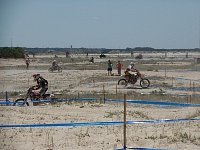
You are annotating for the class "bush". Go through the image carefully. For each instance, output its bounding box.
[135,54,143,59]
[0,47,25,58]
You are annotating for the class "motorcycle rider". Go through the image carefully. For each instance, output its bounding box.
[32,74,48,98]
[52,60,58,69]
[125,62,139,81]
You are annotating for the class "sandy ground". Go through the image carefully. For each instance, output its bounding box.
[0,52,200,150]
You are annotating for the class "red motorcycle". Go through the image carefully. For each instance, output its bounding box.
[118,71,150,88]
[14,87,51,106]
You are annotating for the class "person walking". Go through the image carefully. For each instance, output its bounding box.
[116,61,123,76]
[107,59,113,76]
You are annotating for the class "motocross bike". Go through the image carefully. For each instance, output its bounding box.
[118,71,150,88]
[48,65,62,72]
[14,87,51,106]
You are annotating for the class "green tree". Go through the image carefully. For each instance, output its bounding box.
[0,47,25,58]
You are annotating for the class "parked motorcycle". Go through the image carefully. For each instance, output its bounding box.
[48,65,62,72]
[14,87,52,106]
[118,71,150,88]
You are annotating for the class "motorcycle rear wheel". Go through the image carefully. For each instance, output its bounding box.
[14,99,29,106]
[140,78,150,88]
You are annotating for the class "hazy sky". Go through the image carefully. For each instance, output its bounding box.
[0,0,200,49]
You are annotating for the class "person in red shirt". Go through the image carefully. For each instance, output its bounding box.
[116,61,123,76]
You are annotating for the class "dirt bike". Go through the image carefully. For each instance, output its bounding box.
[48,65,62,72]
[14,87,51,106]
[118,71,150,88]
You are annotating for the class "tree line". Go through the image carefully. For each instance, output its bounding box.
[25,47,200,54]
[0,47,25,58]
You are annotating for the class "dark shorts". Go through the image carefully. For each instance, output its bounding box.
[107,68,112,71]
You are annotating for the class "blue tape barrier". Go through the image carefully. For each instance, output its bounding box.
[173,87,200,91]
[175,77,200,82]
[0,98,99,106]
[1,98,200,107]
[0,101,15,105]
[116,147,165,150]
[0,118,199,128]
[107,99,200,107]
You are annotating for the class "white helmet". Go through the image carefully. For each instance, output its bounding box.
[130,62,134,66]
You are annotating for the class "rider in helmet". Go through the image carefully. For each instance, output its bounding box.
[128,62,138,72]
[32,74,48,97]
[125,62,139,80]
[52,60,58,69]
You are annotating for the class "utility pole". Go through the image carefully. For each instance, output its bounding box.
[11,38,12,49]
[199,18,200,49]
[123,94,127,149]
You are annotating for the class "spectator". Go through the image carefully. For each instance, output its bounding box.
[116,61,123,76]
[107,59,113,76]
[25,54,30,69]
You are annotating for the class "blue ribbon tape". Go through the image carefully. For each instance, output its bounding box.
[0,118,199,128]
[1,98,200,107]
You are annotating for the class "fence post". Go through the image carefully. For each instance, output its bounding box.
[103,84,105,103]
[193,82,195,95]
[123,94,127,149]
[93,79,95,86]
[6,91,8,105]
[189,95,192,103]
[116,84,118,96]
[28,77,29,87]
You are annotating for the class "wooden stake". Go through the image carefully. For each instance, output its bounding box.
[123,94,127,149]
[116,84,118,95]
[6,91,8,106]
[193,82,195,95]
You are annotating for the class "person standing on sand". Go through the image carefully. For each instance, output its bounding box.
[25,54,30,69]
[107,59,113,76]
[116,61,123,76]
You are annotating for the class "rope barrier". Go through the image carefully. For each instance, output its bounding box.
[0,118,199,128]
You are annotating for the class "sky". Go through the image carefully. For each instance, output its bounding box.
[0,0,200,49]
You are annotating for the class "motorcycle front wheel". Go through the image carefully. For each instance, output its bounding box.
[140,78,150,88]
[14,99,29,106]
[118,79,128,87]
[58,66,62,72]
